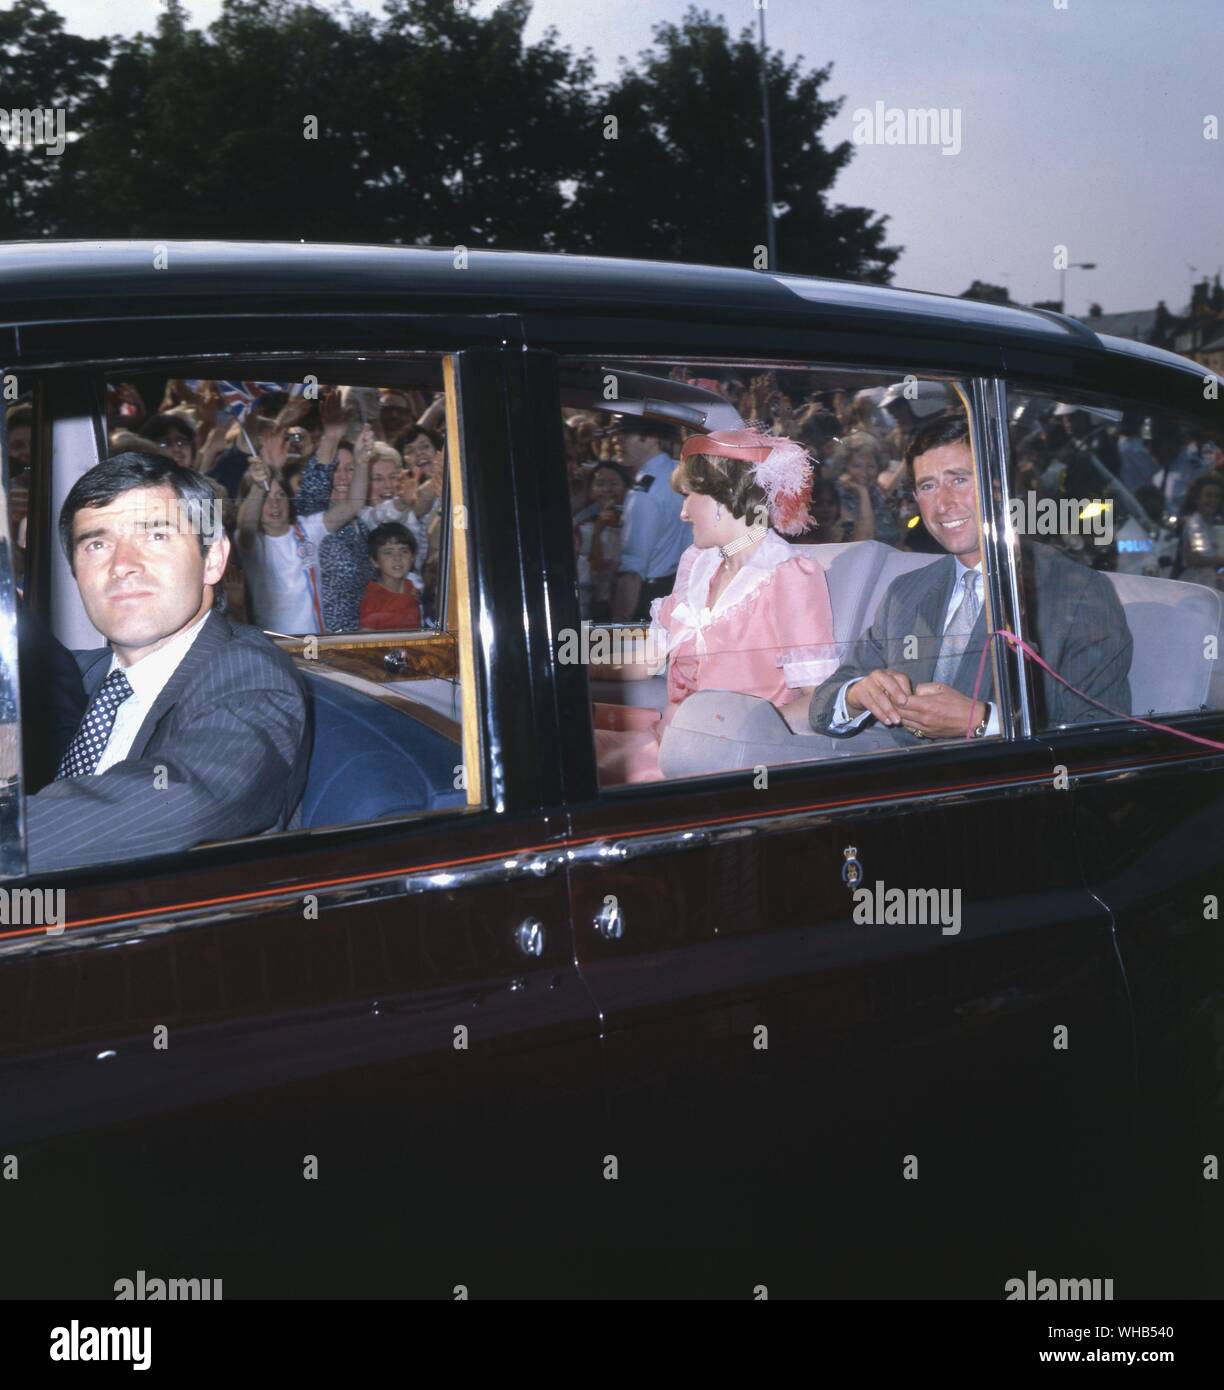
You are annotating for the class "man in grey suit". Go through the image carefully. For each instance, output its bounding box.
[26,453,309,874]
[805,414,1132,744]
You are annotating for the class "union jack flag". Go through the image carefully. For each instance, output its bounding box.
[186,380,291,419]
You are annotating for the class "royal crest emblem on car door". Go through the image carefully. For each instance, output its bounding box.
[841,845,862,889]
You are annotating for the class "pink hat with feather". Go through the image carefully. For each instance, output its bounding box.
[680,428,814,536]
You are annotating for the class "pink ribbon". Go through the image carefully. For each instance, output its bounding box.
[968,628,1224,751]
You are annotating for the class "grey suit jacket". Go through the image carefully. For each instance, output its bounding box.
[809,544,1133,745]
[26,610,310,874]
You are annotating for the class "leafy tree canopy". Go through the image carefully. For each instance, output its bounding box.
[1,0,899,279]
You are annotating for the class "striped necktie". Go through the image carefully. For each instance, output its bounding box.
[933,569,982,686]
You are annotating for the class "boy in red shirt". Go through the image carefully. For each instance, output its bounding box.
[360,522,423,630]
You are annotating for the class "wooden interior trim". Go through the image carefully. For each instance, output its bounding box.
[443,355,483,807]
[274,631,457,682]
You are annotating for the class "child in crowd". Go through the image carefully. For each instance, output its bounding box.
[360,522,424,629]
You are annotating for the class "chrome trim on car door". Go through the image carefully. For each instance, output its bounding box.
[0,846,569,959]
[10,733,1211,959]
[973,376,1034,740]
[567,770,1055,868]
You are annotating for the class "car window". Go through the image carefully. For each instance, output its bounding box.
[98,375,446,637]
[0,388,27,876]
[1005,385,1224,725]
[561,361,1007,790]
[3,389,32,590]
[6,360,481,878]
[2,379,85,812]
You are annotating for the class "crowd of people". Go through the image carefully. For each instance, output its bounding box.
[0,359,1218,856]
[1007,397,1224,585]
[566,373,952,624]
[565,370,1224,622]
[96,379,447,634]
[3,367,1221,648]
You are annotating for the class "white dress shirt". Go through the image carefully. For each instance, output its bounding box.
[830,560,999,735]
[94,612,211,774]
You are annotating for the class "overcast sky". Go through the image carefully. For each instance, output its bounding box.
[49,0,1223,316]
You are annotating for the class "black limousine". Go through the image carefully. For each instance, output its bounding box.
[0,242,1220,1298]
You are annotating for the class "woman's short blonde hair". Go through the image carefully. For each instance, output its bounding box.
[368,442,403,470]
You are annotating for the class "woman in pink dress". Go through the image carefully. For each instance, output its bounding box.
[595,428,837,784]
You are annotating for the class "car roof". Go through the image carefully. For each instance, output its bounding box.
[0,240,1213,390]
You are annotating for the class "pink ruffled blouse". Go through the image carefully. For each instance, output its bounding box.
[594,532,837,784]
[650,532,837,707]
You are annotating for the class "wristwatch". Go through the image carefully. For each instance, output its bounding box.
[972,703,992,738]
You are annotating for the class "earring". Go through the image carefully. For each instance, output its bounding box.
[715,504,722,520]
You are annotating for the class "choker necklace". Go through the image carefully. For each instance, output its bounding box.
[719,523,768,562]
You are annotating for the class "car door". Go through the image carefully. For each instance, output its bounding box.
[1000,380,1224,1297]
[549,364,1136,1297]
[0,342,601,1299]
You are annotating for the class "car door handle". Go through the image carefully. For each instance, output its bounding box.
[515,917,546,957]
[593,899,624,941]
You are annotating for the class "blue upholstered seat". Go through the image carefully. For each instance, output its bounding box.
[299,672,465,828]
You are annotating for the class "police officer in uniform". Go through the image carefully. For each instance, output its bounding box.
[611,419,692,621]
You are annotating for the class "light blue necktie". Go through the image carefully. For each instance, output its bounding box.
[933,569,981,686]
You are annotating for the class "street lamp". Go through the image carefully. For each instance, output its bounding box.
[1059,260,1096,315]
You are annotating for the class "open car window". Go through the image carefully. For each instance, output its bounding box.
[94,373,448,640]
[4,358,482,880]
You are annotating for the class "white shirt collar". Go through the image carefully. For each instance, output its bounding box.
[665,531,795,656]
[107,610,211,705]
[689,529,794,617]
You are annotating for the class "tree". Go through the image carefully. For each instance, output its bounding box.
[366,0,597,248]
[959,280,1011,305]
[39,0,597,247]
[564,6,900,280]
[0,0,109,237]
[48,0,388,240]
[2,0,898,281]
